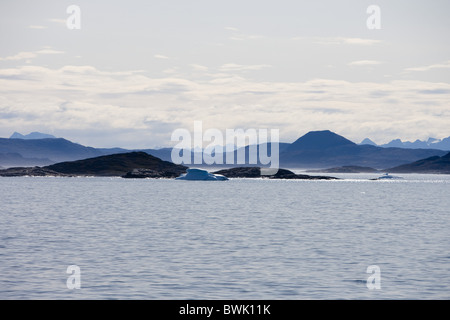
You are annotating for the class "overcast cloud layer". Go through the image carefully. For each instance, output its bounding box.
[1,0,449,148]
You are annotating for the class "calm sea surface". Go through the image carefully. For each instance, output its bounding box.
[0,173,449,299]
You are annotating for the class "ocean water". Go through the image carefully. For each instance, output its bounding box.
[0,174,449,299]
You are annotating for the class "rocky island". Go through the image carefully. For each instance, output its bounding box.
[0,152,188,178]
[0,152,338,180]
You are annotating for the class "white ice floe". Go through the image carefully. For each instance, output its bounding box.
[175,168,228,181]
[374,173,404,180]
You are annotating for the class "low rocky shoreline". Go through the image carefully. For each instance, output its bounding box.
[0,166,71,177]
[0,152,187,178]
[0,152,337,180]
[213,167,337,180]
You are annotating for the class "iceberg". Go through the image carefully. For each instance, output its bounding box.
[175,168,229,181]
[372,173,404,180]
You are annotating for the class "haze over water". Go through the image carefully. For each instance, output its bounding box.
[1,174,449,299]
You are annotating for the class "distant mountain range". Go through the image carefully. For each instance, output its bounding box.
[1,131,172,167]
[278,130,446,169]
[0,152,52,167]
[10,131,57,140]
[1,130,448,170]
[0,137,121,165]
[360,136,450,151]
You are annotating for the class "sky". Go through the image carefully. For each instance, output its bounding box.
[0,0,449,148]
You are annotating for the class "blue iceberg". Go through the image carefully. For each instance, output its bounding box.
[374,173,404,180]
[175,168,228,181]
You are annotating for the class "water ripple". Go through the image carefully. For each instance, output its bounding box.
[0,176,449,299]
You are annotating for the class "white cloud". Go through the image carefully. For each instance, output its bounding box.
[405,60,450,72]
[47,18,66,24]
[225,27,263,41]
[339,37,381,46]
[295,37,382,46]
[154,54,170,60]
[219,63,272,72]
[162,67,179,74]
[0,51,37,61]
[0,48,65,62]
[36,49,65,55]
[190,64,209,71]
[229,34,264,41]
[0,64,449,148]
[29,25,47,29]
[348,60,383,66]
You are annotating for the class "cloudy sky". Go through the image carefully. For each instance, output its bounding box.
[1,0,449,148]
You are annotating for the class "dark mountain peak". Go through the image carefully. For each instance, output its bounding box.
[289,130,356,150]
